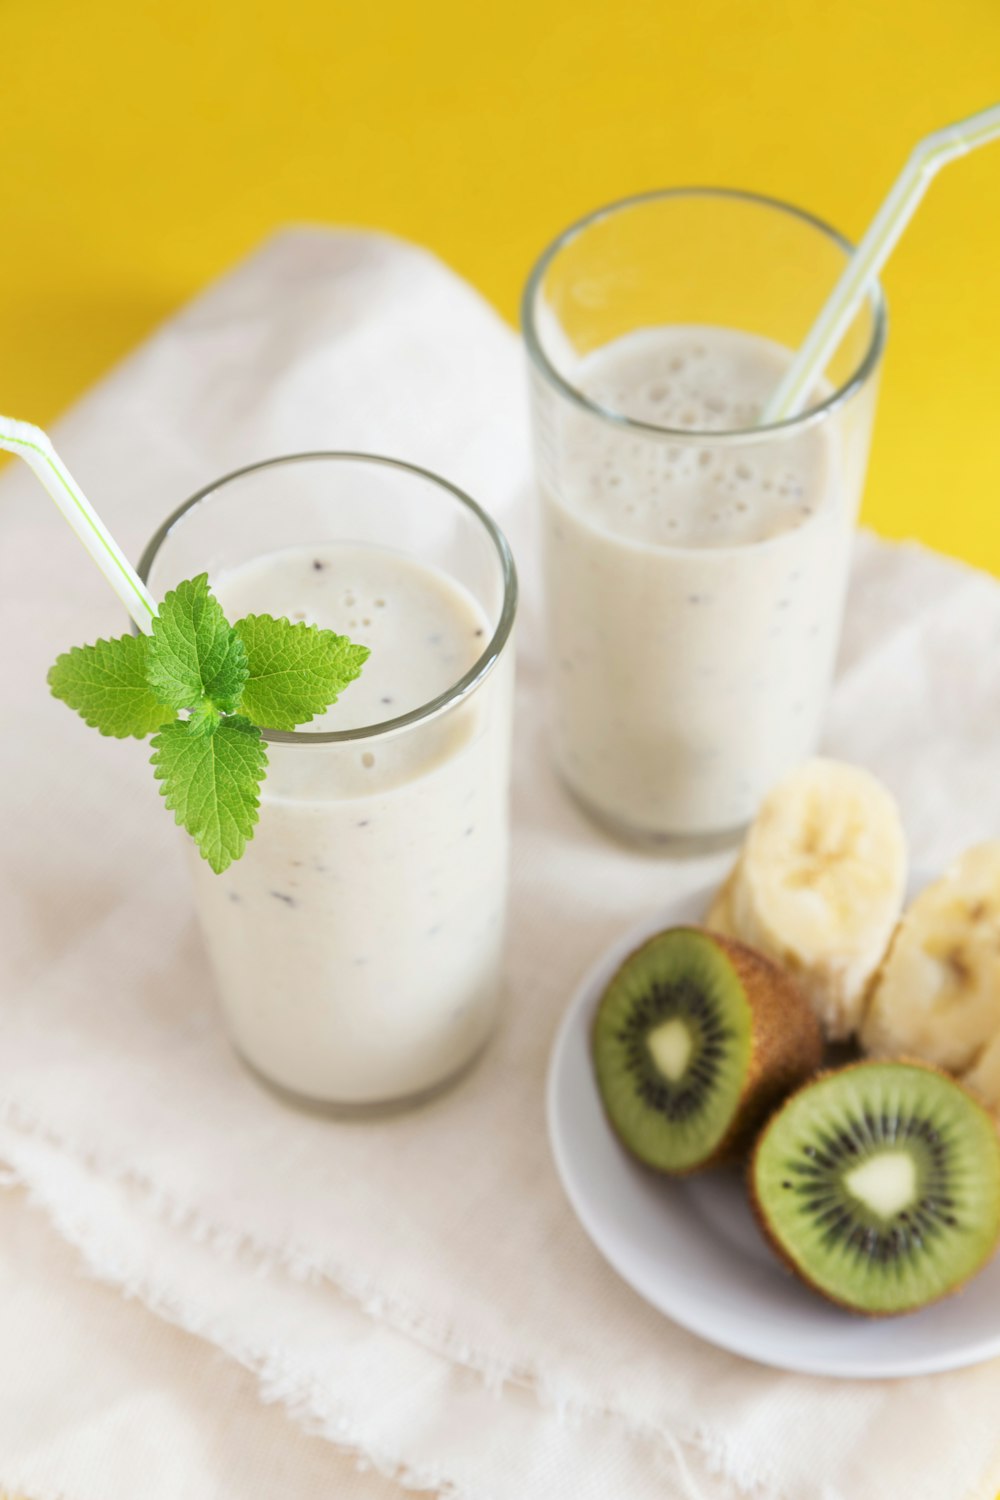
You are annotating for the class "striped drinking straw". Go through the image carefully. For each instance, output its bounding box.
[763,100,1000,425]
[0,415,157,631]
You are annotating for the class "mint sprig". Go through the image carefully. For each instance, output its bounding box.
[48,574,369,873]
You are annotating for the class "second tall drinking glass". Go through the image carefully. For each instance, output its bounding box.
[523,188,886,847]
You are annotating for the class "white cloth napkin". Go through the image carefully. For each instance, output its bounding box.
[3,228,1000,1500]
[0,1184,419,1500]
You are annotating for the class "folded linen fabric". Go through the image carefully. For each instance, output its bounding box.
[0,1184,415,1500]
[2,229,1000,1500]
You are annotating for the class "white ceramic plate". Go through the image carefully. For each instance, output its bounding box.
[547,883,1000,1379]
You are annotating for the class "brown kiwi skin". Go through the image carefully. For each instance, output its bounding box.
[594,926,823,1175]
[747,1058,1000,1318]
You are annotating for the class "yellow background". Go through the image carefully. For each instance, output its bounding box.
[2,0,1000,576]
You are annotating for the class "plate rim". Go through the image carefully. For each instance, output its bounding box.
[545,883,1000,1380]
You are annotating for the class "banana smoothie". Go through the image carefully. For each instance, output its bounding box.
[190,542,514,1107]
[537,324,858,840]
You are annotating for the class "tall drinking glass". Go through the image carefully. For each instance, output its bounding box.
[523,188,886,847]
[140,454,517,1112]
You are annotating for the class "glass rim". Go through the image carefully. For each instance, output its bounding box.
[521,185,888,444]
[137,451,518,747]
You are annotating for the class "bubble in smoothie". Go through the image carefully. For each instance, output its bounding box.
[567,326,829,549]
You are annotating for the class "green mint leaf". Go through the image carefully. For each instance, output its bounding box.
[48,634,175,739]
[150,715,267,874]
[233,613,370,730]
[147,574,248,713]
[186,698,222,737]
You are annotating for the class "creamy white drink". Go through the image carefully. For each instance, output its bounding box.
[540,324,854,840]
[190,543,514,1106]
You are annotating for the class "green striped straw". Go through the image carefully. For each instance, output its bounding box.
[764,100,1000,424]
[0,415,157,632]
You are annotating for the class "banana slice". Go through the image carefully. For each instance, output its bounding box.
[705,759,907,1040]
[705,868,738,937]
[862,843,1000,1108]
[964,1037,1000,1113]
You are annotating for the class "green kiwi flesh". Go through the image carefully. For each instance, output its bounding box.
[592,927,820,1174]
[751,1061,1000,1315]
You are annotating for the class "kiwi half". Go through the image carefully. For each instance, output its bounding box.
[592,927,822,1174]
[751,1060,1000,1315]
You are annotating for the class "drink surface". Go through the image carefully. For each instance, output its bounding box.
[192,543,512,1105]
[214,543,488,733]
[565,325,828,547]
[539,324,855,840]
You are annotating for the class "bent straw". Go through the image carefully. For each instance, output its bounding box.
[763,100,1000,424]
[0,415,157,632]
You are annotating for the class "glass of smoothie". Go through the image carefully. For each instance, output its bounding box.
[139,453,517,1112]
[523,188,886,847]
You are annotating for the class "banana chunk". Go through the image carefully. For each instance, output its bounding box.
[705,759,907,1040]
[705,870,738,938]
[862,843,1000,1107]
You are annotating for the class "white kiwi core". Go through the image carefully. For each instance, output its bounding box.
[647,1018,694,1082]
[844,1151,918,1219]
